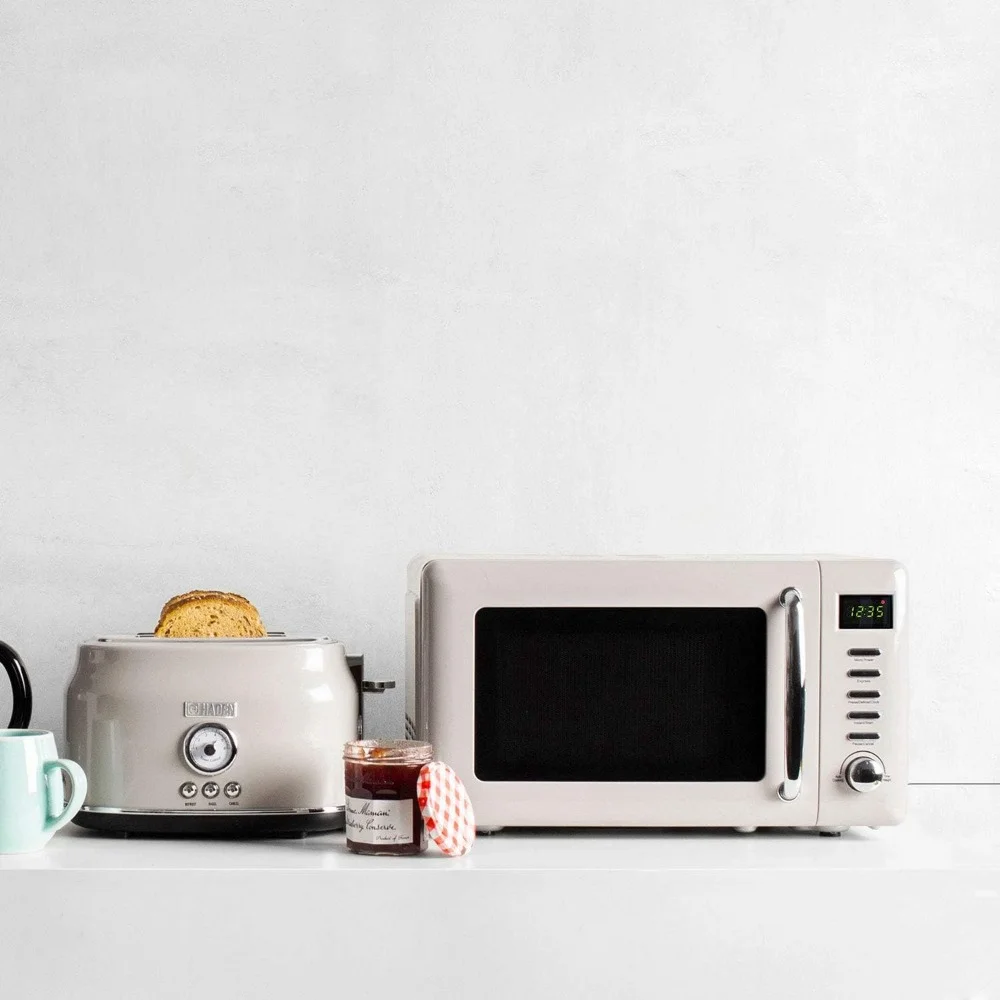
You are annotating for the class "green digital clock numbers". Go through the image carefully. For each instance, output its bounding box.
[849,604,885,620]
[839,595,893,629]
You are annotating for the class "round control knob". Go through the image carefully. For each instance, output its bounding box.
[179,781,197,799]
[844,753,885,792]
[202,782,220,799]
[183,723,237,774]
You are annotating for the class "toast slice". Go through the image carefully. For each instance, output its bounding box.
[154,592,267,638]
[158,590,257,618]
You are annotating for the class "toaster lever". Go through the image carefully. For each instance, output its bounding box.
[345,653,396,693]
[345,654,397,738]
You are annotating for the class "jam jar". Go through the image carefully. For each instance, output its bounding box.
[343,740,433,856]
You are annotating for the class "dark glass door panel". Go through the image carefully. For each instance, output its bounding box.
[475,607,767,782]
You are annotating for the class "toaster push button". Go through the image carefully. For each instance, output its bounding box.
[224,781,241,799]
[202,781,220,799]
[179,782,198,799]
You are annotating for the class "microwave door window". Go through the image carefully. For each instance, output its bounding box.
[474,607,767,782]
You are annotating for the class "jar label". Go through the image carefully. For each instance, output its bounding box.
[345,796,414,845]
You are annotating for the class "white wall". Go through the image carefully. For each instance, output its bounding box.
[2,1,998,781]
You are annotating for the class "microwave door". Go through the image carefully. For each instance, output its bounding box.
[475,606,770,784]
[427,557,823,828]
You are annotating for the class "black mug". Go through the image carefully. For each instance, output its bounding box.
[0,640,32,728]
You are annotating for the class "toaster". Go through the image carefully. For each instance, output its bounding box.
[65,635,391,836]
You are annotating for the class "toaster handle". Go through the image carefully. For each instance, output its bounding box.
[346,654,396,738]
[778,587,805,802]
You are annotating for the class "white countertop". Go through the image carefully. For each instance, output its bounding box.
[4,786,999,1000]
[2,784,996,871]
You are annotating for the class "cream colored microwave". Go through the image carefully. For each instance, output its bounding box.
[406,556,906,834]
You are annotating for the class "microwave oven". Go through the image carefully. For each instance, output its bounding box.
[406,556,906,833]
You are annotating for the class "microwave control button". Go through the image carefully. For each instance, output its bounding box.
[202,781,220,799]
[844,753,885,792]
[847,668,881,679]
[224,781,242,799]
[847,711,881,721]
[847,648,881,658]
[847,690,880,700]
[179,782,198,799]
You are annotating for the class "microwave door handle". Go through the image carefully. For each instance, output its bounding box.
[778,587,806,802]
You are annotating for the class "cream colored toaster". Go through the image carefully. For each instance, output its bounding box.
[65,635,391,836]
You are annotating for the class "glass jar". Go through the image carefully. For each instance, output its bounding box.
[343,740,433,856]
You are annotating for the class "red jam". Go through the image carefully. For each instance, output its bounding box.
[343,740,433,856]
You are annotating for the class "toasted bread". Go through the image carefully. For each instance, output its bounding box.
[159,591,257,618]
[154,592,267,638]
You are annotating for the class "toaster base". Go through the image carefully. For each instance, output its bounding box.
[71,807,345,838]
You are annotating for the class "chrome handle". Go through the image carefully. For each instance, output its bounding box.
[778,587,805,802]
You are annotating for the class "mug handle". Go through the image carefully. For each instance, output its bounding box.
[42,759,88,834]
[0,640,32,728]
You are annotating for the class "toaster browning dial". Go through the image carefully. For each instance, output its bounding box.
[183,723,237,774]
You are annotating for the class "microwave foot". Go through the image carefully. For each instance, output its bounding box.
[477,826,504,835]
[818,826,847,837]
[734,825,757,834]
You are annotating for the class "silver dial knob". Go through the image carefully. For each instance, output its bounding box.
[844,753,885,792]
[183,723,237,774]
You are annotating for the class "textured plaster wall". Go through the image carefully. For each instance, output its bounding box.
[2,1,998,780]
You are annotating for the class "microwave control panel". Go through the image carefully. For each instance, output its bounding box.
[817,561,907,828]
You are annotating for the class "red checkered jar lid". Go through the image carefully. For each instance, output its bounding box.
[416,762,476,857]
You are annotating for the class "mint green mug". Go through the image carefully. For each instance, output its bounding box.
[0,729,87,853]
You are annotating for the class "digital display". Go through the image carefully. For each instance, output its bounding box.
[839,595,893,629]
